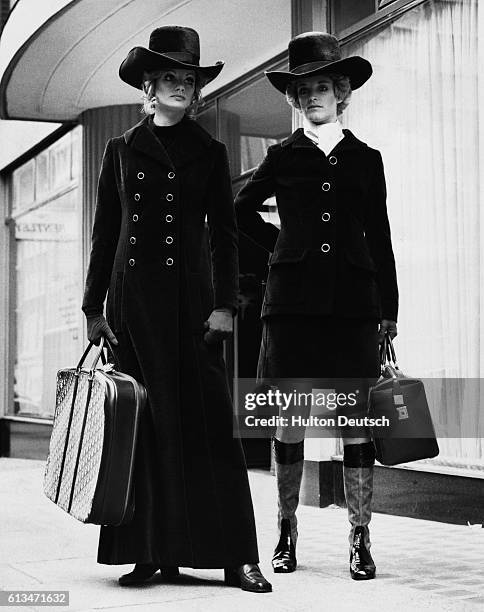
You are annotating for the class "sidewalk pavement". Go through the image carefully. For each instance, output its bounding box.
[1,458,483,612]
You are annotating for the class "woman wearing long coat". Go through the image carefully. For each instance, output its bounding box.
[235,33,398,580]
[82,26,271,593]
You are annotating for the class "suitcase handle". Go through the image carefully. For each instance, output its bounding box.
[76,338,108,377]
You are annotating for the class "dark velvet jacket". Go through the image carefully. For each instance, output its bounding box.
[234,128,398,322]
[82,115,238,328]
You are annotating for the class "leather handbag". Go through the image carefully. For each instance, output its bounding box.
[44,338,146,525]
[368,333,439,466]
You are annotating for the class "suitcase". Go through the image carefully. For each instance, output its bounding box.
[43,338,146,525]
[368,334,439,466]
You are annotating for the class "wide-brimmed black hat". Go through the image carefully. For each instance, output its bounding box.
[119,26,224,90]
[266,32,372,93]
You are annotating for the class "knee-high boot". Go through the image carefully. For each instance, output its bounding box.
[343,442,376,580]
[272,437,304,573]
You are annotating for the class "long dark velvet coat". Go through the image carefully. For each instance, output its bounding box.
[82,115,258,568]
[235,128,398,322]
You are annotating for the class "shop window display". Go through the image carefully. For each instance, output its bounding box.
[342,0,480,462]
[10,128,82,418]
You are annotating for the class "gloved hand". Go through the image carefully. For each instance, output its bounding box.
[203,308,233,345]
[86,314,118,346]
[378,319,397,345]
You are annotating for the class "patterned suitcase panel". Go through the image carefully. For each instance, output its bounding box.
[44,369,106,522]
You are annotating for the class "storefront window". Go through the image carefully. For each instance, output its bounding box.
[341,0,480,460]
[333,0,375,34]
[219,74,292,178]
[10,128,83,418]
[196,104,217,138]
[331,0,417,36]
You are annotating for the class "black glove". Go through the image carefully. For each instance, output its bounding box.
[86,314,118,346]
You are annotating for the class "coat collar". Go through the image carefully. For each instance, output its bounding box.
[281,127,367,154]
[123,114,212,169]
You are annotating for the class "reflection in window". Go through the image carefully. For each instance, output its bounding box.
[220,75,291,176]
[332,0,375,34]
[11,128,82,418]
[196,104,217,138]
[12,160,34,215]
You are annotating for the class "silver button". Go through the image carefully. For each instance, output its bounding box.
[321,243,331,253]
[130,236,136,245]
[134,193,141,202]
[321,212,331,222]
[132,214,139,222]
[165,236,174,244]
[168,171,176,179]
[322,182,331,191]
[165,214,173,223]
[166,193,174,201]
[166,257,174,266]
[129,258,135,266]
[137,171,144,179]
[329,156,337,165]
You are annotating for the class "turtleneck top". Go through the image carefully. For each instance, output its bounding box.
[152,120,184,151]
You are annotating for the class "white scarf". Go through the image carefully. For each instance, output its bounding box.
[303,118,344,156]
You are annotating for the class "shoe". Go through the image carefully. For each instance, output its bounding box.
[350,526,376,581]
[160,566,180,579]
[224,564,272,593]
[118,563,159,586]
[272,518,297,573]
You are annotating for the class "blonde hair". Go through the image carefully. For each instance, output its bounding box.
[141,69,204,118]
[286,72,352,116]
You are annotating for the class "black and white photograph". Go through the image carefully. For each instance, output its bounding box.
[0,1,482,610]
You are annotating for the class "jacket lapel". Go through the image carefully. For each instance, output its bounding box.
[282,128,316,150]
[123,115,212,170]
[281,127,367,154]
[165,116,212,168]
[332,129,368,154]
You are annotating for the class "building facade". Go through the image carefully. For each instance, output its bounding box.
[0,0,482,521]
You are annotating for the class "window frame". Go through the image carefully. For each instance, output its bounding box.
[330,0,428,43]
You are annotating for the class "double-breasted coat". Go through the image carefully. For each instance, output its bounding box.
[82,115,259,568]
[235,128,398,323]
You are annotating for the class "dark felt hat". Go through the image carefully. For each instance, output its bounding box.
[265,32,372,93]
[119,26,224,89]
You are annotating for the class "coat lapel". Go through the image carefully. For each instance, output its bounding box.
[165,116,212,169]
[282,128,316,150]
[123,115,212,170]
[281,127,367,154]
[124,116,175,169]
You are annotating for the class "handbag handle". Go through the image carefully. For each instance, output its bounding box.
[379,331,399,376]
[76,337,108,376]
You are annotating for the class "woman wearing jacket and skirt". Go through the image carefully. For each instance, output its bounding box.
[82,25,271,593]
[235,32,398,580]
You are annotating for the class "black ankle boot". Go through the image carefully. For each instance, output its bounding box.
[350,526,376,580]
[272,517,297,573]
[118,563,159,586]
[224,564,272,593]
